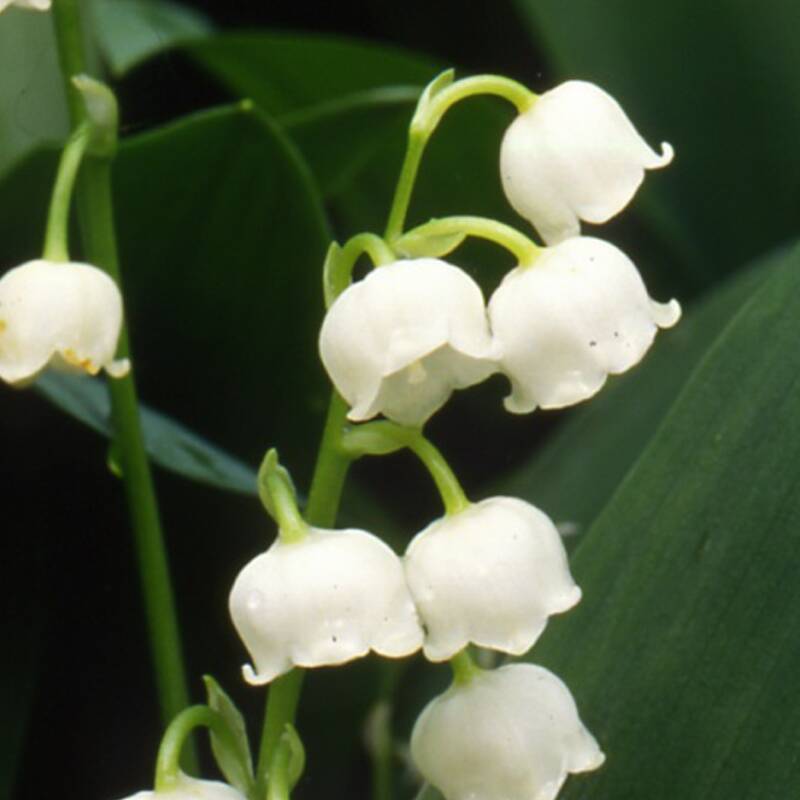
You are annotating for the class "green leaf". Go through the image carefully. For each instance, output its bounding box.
[0,10,68,179]
[494,246,780,536]
[36,372,257,494]
[186,33,520,287]
[529,242,800,799]
[203,675,254,795]
[89,0,212,76]
[186,33,436,203]
[513,0,800,283]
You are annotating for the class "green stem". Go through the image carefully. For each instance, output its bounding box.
[384,130,426,243]
[449,649,481,686]
[42,122,90,262]
[51,0,196,770]
[384,74,536,241]
[398,215,540,265]
[255,392,352,796]
[341,233,396,270]
[324,233,397,307]
[340,421,470,516]
[155,706,233,791]
[407,435,470,516]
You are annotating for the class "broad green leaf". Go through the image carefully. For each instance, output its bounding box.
[529,242,800,799]
[186,33,435,116]
[203,675,254,795]
[0,9,68,179]
[36,372,257,495]
[89,0,212,76]
[186,33,435,204]
[514,0,800,282]
[493,246,779,535]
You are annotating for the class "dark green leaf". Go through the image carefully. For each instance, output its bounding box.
[186,33,435,203]
[89,0,212,76]
[203,675,254,795]
[36,372,257,494]
[529,242,800,799]
[185,33,519,273]
[494,246,780,536]
[514,0,800,282]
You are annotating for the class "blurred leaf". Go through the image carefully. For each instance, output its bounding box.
[89,0,212,76]
[36,372,257,494]
[203,675,254,795]
[529,241,800,799]
[0,9,68,179]
[494,245,781,535]
[514,0,800,282]
[0,103,332,482]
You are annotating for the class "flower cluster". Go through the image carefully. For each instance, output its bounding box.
[225,76,677,800]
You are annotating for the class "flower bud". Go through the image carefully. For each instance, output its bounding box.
[229,526,423,684]
[116,773,245,800]
[488,236,680,413]
[404,497,580,661]
[500,80,673,245]
[411,664,604,800]
[319,258,497,427]
[0,259,129,386]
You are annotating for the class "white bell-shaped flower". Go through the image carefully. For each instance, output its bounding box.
[411,663,605,800]
[0,259,129,386]
[116,773,246,800]
[0,0,51,11]
[229,526,424,685]
[404,497,580,661]
[500,80,673,245]
[319,258,497,427]
[488,236,680,413]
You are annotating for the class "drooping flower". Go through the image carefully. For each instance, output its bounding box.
[229,526,424,685]
[0,0,51,11]
[500,80,673,245]
[116,773,246,800]
[319,258,497,427]
[488,236,680,413]
[0,259,129,386]
[411,663,605,800]
[404,497,580,661]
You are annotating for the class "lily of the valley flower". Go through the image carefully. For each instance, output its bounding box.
[319,258,497,427]
[0,259,129,386]
[489,236,680,413]
[411,663,605,800]
[116,773,246,800]
[500,80,673,245]
[404,497,581,661]
[229,526,423,685]
[0,0,51,11]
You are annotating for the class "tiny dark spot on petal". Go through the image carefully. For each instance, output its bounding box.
[332,635,338,642]
[589,340,597,347]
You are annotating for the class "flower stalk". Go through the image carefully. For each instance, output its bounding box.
[384,72,536,241]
